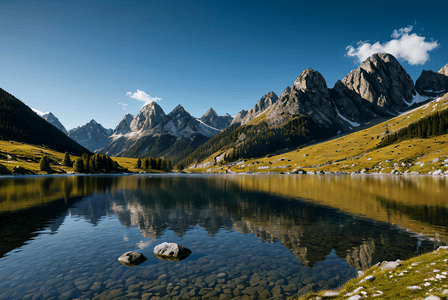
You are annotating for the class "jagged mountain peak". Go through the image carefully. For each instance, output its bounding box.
[130,101,167,131]
[113,114,135,135]
[203,107,218,117]
[232,91,278,126]
[200,107,233,130]
[341,52,415,114]
[169,104,189,116]
[293,68,329,99]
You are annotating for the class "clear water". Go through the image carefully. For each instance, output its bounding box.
[0,174,446,299]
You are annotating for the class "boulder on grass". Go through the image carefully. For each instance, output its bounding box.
[118,251,147,266]
[153,242,191,261]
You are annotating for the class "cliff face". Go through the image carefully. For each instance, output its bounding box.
[340,53,416,115]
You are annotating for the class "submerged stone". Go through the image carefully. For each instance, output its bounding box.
[153,242,192,261]
[118,251,147,266]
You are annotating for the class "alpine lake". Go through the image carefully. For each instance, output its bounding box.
[0,174,447,300]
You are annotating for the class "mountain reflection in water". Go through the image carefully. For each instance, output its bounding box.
[1,174,445,270]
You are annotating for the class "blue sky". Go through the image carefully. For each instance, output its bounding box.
[1,0,447,131]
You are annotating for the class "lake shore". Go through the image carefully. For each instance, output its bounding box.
[300,246,448,300]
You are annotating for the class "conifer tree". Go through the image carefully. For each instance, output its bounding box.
[39,156,51,172]
[137,158,142,169]
[73,158,84,173]
[144,158,150,170]
[63,152,71,166]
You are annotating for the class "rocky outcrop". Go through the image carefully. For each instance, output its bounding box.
[340,53,415,115]
[415,63,448,97]
[113,114,134,135]
[153,242,191,261]
[200,108,233,130]
[118,251,147,266]
[42,112,68,135]
[231,92,278,125]
[231,110,248,124]
[266,53,421,129]
[130,102,167,132]
[331,81,379,127]
[68,120,113,152]
[266,68,337,129]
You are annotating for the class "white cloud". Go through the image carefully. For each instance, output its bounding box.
[118,102,128,110]
[346,26,439,65]
[126,90,162,105]
[391,26,413,38]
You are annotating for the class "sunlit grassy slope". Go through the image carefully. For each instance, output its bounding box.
[0,141,143,175]
[0,141,75,174]
[190,93,448,174]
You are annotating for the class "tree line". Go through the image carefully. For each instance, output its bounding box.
[378,108,448,148]
[175,114,333,169]
[136,157,172,171]
[39,152,123,173]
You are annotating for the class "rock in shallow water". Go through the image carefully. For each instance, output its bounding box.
[118,251,147,266]
[153,242,192,261]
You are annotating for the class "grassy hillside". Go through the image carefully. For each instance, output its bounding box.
[0,88,90,156]
[0,141,77,174]
[187,93,448,174]
[0,141,147,175]
[300,246,448,300]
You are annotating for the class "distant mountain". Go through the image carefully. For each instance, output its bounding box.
[68,120,113,152]
[0,88,90,156]
[100,103,228,164]
[36,112,69,135]
[200,108,233,130]
[177,53,438,169]
[43,113,68,135]
[31,109,69,135]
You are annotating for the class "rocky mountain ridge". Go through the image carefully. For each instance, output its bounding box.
[99,102,233,163]
[11,53,448,167]
[266,53,418,132]
[177,53,448,169]
[231,91,279,125]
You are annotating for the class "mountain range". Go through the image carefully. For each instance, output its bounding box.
[176,53,448,169]
[8,52,448,167]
